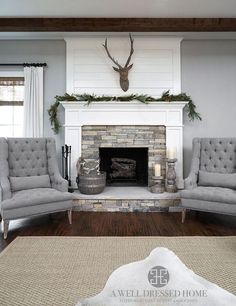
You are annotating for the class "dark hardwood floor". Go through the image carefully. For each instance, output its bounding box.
[0,211,236,252]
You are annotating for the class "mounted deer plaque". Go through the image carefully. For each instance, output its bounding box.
[102,34,134,92]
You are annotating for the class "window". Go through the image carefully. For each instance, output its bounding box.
[0,75,24,137]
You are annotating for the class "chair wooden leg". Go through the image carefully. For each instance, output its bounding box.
[67,209,72,225]
[3,220,9,239]
[182,208,187,223]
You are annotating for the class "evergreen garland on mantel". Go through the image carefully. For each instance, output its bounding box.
[48,90,201,134]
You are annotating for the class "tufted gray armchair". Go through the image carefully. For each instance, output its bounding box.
[0,137,74,238]
[181,138,236,222]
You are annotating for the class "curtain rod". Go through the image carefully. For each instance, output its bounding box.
[0,63,47,67]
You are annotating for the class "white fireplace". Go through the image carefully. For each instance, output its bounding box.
[61,101,187,188]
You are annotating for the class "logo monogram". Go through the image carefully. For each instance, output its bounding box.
[148,266,170,288]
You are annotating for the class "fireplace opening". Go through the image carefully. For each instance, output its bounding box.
[99,147,148,186]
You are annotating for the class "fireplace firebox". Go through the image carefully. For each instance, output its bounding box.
[99,147,148,186]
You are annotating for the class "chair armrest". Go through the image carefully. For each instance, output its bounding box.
[0,184,2,202]
[0,178,11,201]
[0,138,12,201]
[51,174,68,192]
[46,138,69,193]
[184,138,201,190]
[184,173,198,190]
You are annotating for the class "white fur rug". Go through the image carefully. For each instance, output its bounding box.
[77,247,236,306]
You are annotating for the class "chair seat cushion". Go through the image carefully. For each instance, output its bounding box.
[1,188,74,211]
[180,186,236,205]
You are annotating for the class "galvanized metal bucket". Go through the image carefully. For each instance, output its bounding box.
[76,172,106,195]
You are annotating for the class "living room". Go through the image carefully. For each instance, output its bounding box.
[0,1,236,305]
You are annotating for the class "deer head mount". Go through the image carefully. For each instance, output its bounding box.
[102,34,134,92]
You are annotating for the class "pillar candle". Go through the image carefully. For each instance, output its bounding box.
[167,147,177,159]
[154,164,161,176]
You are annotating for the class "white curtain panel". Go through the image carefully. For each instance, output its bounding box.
[23,66,44,137]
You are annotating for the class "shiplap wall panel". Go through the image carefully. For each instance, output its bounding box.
[74,72,172,81]
[73,64,173,73]
[66,36,182,97]
[74,80,172,88]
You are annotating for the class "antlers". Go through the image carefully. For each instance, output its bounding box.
[124,34,134,68]
[102,34,134,69]
[103,38,122,69]
[102,34,134,92]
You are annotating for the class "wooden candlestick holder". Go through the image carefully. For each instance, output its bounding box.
[150,176,165,194]
[166,158,177,193]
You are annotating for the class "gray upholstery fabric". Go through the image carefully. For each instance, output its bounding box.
[181,187,236,205]
[10,175,51,192]
[8,138,48,177]
[198,170,236,189]
[200,138,236,174]
[181,199,236,215]
[0,137,73,223]
[181,138,236,216]
[1,188,73,210]
[0,138,11,201]
[46,139,68,192]
[2,200,72,220]
[184,138,200,190]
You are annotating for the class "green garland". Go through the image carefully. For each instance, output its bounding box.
[48,90,201,134]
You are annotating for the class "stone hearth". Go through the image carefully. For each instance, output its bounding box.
[73,187,181,212]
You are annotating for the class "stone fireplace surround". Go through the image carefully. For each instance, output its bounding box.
[81,125,166,186]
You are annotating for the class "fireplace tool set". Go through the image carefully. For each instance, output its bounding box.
[61,145,74,193]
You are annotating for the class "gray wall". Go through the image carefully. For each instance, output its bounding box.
[0,39,66,153]
[181,40,236,177]
[0,39,236,177]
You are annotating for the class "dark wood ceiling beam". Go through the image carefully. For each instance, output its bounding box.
[0,18,236,32]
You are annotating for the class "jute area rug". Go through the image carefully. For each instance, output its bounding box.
[0,236,235,306]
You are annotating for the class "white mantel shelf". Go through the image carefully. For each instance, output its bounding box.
[61,101,188,127]
[61,101,187,108]
[61,101,188,188]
